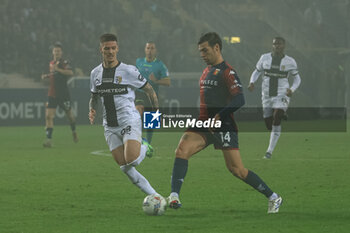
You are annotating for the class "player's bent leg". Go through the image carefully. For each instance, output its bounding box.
[124,140,144,166]
[112,145,156,195]
[272,109,284,126]
[223,149,248,179]
[264,117,273,131]
[120,164,157,195]
[45,108,55,128]
[43,108,56,147]
[111,145,126,165]
[222,149,281,212]
[169,132,206,209]
[265,109,283,158]
[65,109,78,143]
[175,132,206,160]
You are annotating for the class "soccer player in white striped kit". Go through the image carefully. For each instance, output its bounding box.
[89,33,159,195]
[248,37,301,159]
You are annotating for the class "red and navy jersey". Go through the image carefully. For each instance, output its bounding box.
[47,58,72,99]
[199,61,243,120]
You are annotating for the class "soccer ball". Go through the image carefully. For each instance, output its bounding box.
[142,193,167,216]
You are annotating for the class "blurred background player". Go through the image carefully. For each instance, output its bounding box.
[168,32,282,214]
[89,33,160,196]
[248,37,301,159]
[41,42,78,147]
[135,41,170,143]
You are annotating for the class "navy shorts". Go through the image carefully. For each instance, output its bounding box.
[47,96,71,112]
[187,119,239,150]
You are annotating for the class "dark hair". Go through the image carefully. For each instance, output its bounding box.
[100,33,118,43]
[53,41,62,49]
[273,37,286,44]
[198,32,222,51]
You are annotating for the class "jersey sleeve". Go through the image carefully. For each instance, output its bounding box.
[289,58,299,76]
[127,65,147,89]
[159,61,169,79]
[255,55,264,72]
[223,68,243,96]
[90,70,97,93]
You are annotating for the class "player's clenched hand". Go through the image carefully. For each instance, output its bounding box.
[286,88,293,97]
[89,109,96,124]
[209,114,221,134]
[149,73,157,83]
[41,74,49,80]
[247,83,254,92]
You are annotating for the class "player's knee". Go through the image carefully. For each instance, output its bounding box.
[273,111,284,121]
[175,147,189,159]
[125,155,138,165]
[265,124,272,131]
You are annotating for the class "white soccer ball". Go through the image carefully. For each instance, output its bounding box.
[142,193,167,216]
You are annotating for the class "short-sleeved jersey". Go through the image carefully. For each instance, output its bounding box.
[256,53,298,97]
[199,61,243,120]
[47,58,72,99]
[90,62,147,127]
[136,58,169,93]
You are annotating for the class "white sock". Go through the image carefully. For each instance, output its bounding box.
[128,144,147,167]
[120,164,156,195]
[268,192,279,201]
[267,125,281,154]
[170,192,179,198]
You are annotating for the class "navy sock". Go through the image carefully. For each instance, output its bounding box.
[70,123,76,132]
[46,128,53,139]
[171,158,188,195]
[243,170,273,198]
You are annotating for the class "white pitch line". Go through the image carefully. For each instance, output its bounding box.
[90,150,111,157]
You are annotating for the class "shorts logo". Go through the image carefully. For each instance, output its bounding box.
[121,125,131,135]
[143,110,161,129]
[138,74,145,82]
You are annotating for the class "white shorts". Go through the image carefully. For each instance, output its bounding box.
[104,118,142,151]
[262,95,290,118]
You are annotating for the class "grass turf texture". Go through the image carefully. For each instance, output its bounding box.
[0,122,349,233]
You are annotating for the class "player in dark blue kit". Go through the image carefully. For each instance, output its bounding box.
[167,32,283,214]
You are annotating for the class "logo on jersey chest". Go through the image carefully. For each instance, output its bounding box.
[116,76,123,84]
[200,79,218,87]
[200,79,219,88]
[96,84,128,96]
[99,76,123,84]
[271,64,280,69]
[213,69,220,75]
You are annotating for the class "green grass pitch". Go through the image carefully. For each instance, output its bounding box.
[1,121,349,233]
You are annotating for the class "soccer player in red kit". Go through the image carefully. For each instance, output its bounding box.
[41,42,78,147]
[167,32,282,214]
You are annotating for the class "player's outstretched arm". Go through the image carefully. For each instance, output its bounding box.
[248,69,261,91]
[89,93,99,124]
[247,82,255,91]
[142,82,159,110]
[149,73,171,86]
